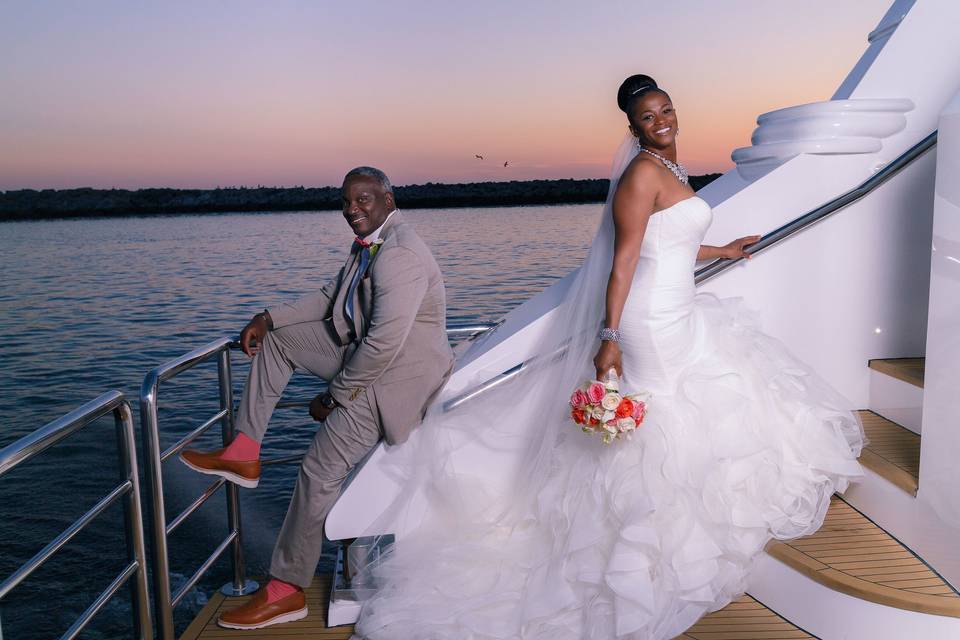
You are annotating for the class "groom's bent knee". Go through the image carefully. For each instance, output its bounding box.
[304,405,381,482]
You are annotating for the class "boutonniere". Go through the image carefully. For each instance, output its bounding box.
[368,239,385,259]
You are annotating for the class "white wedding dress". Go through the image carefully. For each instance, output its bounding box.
[352,142,865,640]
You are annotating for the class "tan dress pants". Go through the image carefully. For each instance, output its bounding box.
[234,320,381,588]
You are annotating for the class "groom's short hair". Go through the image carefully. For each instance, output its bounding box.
[344,166,393,193]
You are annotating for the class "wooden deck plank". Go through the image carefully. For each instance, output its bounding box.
[868,358,925,388]
[766,496,960,618]
[183,575,354,640]
[675,595,816,640]
[856,410,920,496]
[185,579,812,639]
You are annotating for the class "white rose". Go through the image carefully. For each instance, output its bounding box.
[592,406,606,420]
[604,421,618,434]
[601,393,622,411]
[617,417,637,432]
[602,410,615,423]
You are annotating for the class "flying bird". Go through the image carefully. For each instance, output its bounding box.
[475,154,484,160]
[504,161,510,167]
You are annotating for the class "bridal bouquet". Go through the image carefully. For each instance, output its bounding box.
[569,373,649,444]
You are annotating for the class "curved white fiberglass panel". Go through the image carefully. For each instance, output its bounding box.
[732,98,913,180]
[918,88,960,531]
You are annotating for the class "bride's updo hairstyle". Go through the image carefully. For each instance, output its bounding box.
[617,74,668,126]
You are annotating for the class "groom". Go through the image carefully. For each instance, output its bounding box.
[180,166,455,629]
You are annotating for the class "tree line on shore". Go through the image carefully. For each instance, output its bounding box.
[0,175,722,221]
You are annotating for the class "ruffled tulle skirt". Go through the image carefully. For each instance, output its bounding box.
[354,294,864,639]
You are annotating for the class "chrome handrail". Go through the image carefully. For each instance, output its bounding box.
[0,391,152,640]
[694,130,938,283]
[442,131,939,412]
[140,337,253,640]
[140,322,496,639]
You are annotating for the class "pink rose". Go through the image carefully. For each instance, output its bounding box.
[632,400,646,421]
[570,389,589,408]
[586,382,605,405]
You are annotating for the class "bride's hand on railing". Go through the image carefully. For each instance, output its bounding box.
[594,341,623,381]
[719,235,761,260]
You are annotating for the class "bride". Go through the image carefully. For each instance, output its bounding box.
[352,74,865,639]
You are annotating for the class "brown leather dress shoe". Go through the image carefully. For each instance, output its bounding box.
[218,587,307,630]
[179,447,261,489]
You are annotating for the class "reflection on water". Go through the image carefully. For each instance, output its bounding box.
[0,204,601,637]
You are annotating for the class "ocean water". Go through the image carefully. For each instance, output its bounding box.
[0,204,601,638]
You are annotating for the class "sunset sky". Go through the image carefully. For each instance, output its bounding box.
[1,1,891,190]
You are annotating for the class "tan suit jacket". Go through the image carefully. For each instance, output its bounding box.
[267,211,454,444]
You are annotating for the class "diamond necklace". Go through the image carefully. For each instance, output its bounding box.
[637,143,689,185]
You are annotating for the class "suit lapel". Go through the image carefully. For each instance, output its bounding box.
[332,247,360,343]
[336,210,405,342]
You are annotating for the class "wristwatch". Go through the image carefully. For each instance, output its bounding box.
[319,392,338,410]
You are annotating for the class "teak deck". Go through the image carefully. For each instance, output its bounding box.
[674,595,816,640]
[766,496,960,617]
[856,410,921,495]
[182,580,813,640]
[181,575,351,640]
[868,358,925,388]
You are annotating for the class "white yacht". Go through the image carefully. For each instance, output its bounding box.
[2,1,959,638]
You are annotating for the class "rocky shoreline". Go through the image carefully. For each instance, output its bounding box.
[0,175,722,221]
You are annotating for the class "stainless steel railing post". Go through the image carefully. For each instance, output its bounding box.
[115,400,154,640]
[217,348,257,597]
[140,374,175,640]
[0,391,153,640]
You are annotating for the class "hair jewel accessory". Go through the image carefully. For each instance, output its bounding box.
[631,84,653,95]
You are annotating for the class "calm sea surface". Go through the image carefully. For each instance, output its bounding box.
[0,205,601,638]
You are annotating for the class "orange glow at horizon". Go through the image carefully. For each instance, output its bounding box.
[0,1,891,190]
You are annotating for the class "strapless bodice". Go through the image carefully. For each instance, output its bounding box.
[620,195,713,394]
[636,195,712,299]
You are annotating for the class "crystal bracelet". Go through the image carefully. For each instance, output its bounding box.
[599,327,621,343]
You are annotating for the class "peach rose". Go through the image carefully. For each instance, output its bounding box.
[586,382,606,405]
[615,398,635,419]
[571,408,587,425]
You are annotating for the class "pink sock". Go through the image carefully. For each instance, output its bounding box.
[264,578,300,603]
[220,432,261,462]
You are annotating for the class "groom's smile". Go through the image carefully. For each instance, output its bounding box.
[341,174,394,237]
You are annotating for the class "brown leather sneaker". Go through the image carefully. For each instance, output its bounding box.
[179,447,261,489]
[218,587,307,630]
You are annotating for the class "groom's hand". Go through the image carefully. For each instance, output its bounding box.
[240,312,271,357]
